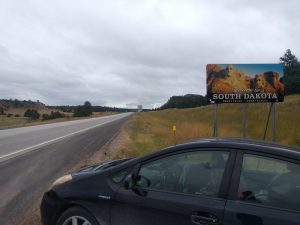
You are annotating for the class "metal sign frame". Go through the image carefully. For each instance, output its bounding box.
[213,102,276,141]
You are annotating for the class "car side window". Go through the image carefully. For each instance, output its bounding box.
[110,167,133,184]
[111,171,128,184]
[238,154,300,211]
[135,151,229,197]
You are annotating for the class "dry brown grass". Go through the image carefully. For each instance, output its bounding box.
[113,95,300,158]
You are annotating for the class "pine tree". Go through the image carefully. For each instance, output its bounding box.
[280,49,300,95]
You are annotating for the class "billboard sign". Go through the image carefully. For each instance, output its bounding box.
[207,64,284,104]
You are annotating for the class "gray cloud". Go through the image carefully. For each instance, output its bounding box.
[0,0,300,108]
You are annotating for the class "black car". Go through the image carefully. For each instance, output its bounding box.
[40,138,300,225]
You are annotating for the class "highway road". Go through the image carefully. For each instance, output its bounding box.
[0,113,132,225]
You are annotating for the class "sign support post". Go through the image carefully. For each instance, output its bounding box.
[242,103,247,138]
[214,104,219,138]
[272,103,276,142]
[263,103,272,140]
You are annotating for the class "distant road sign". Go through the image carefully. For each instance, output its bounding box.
[172,125,176,132]
[206,64,284,104]
[137,105,143,112]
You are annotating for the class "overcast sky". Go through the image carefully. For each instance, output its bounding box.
[0,0,299,108]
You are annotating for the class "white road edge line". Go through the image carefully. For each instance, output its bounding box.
[0,118,118,162]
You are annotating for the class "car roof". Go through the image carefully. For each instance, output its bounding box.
[180,138,299,151]
[113,138,300,172]
[133,138,300,163]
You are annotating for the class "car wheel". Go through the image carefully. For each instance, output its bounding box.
[56,206,99,225]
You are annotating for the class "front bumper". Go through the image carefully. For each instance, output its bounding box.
[40,191,63,225]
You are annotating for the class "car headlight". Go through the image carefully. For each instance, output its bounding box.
[50,174,72,190]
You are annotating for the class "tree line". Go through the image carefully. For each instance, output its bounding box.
[1,100,137,120]
[159,94,207,110]
[49,103,136,113]
[24,101,95,120]
[23,101,137,120]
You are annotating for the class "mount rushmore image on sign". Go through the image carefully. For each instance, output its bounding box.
[206,64,284,104]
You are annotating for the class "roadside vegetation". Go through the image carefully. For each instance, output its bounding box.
[42,111,65,121]
[0,100,138,129]
[73,101,93,117]
[113,94,300,158]
[0,111,115,129]
[0,100,116,129]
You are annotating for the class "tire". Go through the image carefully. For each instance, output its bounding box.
[56,206,100,225]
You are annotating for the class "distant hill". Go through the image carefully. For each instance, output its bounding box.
[0,99,138,114]
[0,99,46,112]
[160,94,207,110]
[49,105,137,113]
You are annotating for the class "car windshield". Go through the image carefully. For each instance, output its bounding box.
[95,158,132,171]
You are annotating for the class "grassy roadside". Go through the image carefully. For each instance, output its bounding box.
[0,111,116,129]
[113,95,300,158]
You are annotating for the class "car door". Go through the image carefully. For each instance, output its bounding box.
[110,148,236,225]
[223,151,300,225]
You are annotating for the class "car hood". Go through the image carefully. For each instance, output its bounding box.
[73,158,132,174]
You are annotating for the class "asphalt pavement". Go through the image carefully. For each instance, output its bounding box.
[0,113,131,162]
[0,113,132,225]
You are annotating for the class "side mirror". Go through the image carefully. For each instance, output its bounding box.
[123,174,148,197]
[123,174,134,190]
